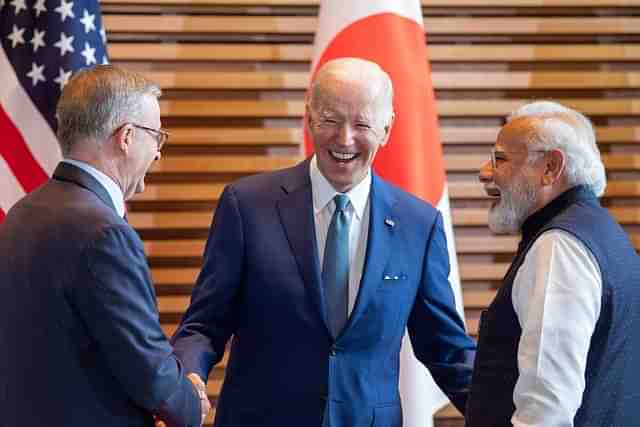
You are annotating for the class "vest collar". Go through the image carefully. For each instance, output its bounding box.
[520,185,595,248]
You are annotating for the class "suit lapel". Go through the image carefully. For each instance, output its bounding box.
[276,160,329,334]
[52,162,118,214]
[342,174,397,336]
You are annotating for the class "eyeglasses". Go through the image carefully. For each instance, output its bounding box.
[130,123,169,152]
[490,147,548,169]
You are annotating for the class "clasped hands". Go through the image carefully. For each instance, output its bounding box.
[155,373,211,427]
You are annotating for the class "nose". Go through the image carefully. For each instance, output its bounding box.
[154,151,162,161]
[336,123,356,147]
[479,160,494,183]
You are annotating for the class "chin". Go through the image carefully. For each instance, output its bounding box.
[330,172,366,193]
[487,206,521,235]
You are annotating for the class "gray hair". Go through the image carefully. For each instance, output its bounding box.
[309,57,394,126]
[509,101,606,197]
[56,65,161,155]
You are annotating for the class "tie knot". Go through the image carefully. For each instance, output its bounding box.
[334,194,350,212]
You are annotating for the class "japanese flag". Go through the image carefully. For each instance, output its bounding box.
[305,1,466,425]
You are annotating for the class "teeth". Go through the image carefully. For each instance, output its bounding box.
[485,186,501,198]
[330,151,357,161]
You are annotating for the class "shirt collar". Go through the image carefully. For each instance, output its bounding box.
[309,155,371,220]
[62,159,126,218]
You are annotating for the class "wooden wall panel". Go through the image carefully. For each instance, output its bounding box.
[102,1,640,425]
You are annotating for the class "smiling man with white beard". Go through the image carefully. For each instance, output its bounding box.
[486,170,539,235]
[465,101,640,427]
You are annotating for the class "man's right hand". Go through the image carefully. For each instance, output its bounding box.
[187,373,211,425]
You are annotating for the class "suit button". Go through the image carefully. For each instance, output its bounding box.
[329,344,337,356]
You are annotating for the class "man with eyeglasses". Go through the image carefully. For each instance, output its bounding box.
[0,65,208,427]
[466,101,640,427]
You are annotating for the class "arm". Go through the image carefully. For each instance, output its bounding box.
[511,230,602,427]
[407,212,476,413]
[171,185,245,381]
[74,224,201,427]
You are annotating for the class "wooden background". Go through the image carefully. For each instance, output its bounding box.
[102,1,640,424]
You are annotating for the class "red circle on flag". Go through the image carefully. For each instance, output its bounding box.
[305,13,445,205]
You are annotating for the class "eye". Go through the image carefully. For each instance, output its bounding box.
[356,123,372,129]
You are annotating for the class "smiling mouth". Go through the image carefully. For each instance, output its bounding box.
[329,150,359,163]
[485,186,501,200]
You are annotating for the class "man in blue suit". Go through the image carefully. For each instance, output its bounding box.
[0,66,208,427]
[172,58,476,427]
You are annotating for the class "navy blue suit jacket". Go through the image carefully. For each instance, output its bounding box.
[0,162,200,427]
[172,160,476,427]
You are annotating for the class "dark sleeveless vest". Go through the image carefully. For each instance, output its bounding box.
[465,185,640,427]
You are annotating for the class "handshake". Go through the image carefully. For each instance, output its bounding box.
[155,373,211,427]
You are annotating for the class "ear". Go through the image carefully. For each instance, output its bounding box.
[113,124,133,155]
[380,112,395,147]
[542,149,566,186]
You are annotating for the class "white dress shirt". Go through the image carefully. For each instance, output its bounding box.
[62,159,126,218]
[309,156,371,316]
[511,229,602,427]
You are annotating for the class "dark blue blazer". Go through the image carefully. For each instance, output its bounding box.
[172,160,476,427]
[0,162,200,427]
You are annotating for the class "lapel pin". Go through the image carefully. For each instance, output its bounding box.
[384,218,395,228]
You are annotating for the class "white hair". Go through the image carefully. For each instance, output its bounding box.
[309,57,394,126]
[509,101,606,197]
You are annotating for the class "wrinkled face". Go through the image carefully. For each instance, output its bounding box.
[124,95,162,199]
[307,78,392,193]
[480,124,545,234]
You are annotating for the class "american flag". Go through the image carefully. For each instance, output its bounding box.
[0,0,108,221]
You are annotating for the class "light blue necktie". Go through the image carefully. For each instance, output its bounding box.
[322,194,351,338]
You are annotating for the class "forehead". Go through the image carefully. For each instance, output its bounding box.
[496,118,534,151]
[313,76,386,116]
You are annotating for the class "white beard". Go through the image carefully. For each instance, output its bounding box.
[488,178,538,234]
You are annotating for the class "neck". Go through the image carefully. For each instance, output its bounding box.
[532,180,571,215]
[66,147,126,198]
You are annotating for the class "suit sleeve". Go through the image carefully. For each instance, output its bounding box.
[407,212,476,414]
[74,224,201,427]
[171,184,245,381]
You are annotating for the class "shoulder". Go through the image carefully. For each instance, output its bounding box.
[374,175,440,224]
[224,160,308,203]
[551,196,614,231]
[233,161,305,189]
[7,180,129,245]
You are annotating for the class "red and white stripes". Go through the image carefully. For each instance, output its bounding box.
[0,47,61,217]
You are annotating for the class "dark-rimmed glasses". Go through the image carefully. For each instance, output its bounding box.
[130,123,169,152]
